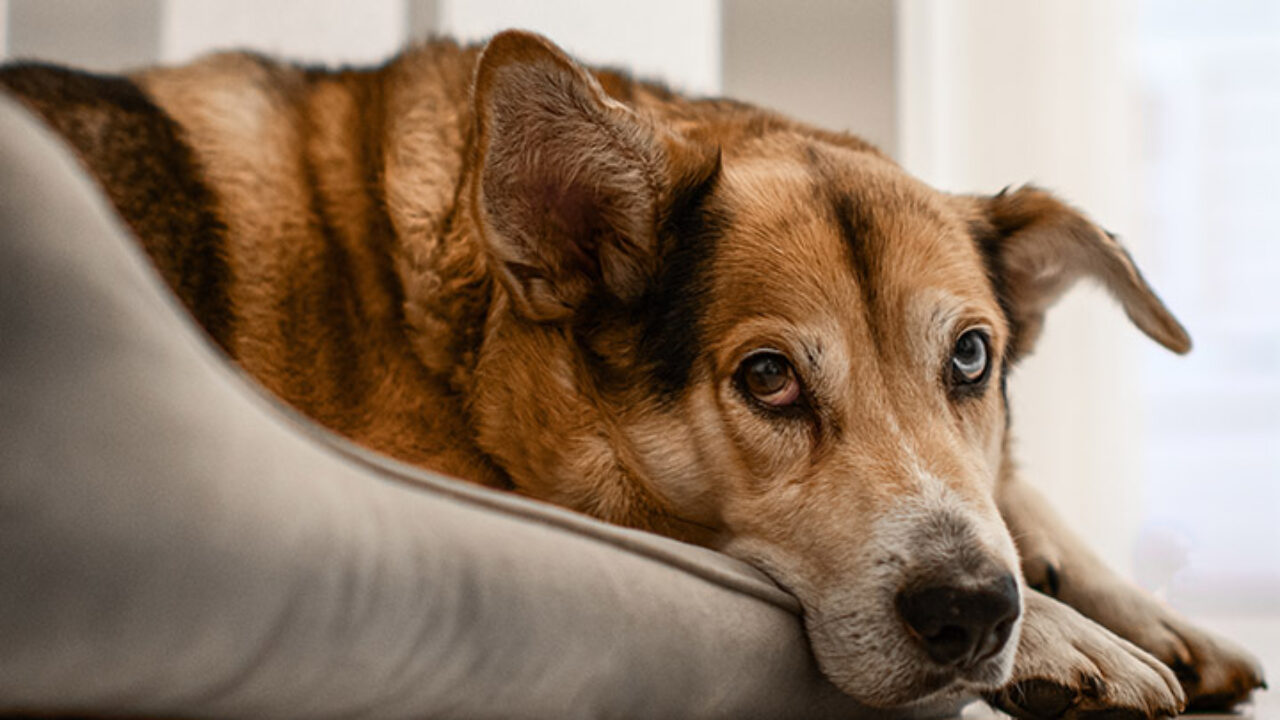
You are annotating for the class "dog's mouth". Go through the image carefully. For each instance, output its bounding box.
[806,605,1021,708]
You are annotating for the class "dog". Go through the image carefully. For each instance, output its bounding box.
[2,30,1265,717]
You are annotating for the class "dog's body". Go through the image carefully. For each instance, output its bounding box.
[2,32,1264,717]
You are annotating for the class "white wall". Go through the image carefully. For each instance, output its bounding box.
[158,1,723,96]
[722,0,897,154]
[6,0,160,70]
[436,0,720,95]
[160,0,406,65]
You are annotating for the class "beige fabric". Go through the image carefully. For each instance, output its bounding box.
[0,97,963,719]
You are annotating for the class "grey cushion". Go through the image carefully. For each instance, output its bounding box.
[0,96,962,719]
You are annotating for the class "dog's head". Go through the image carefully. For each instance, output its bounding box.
[464,31,1190,706]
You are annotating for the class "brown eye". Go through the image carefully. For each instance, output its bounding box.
[951,329,990,386]
[739,351,801,407]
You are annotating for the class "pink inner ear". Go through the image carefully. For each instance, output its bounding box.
[530,175,605,276]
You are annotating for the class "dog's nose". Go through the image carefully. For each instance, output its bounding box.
[895,573,1020,668]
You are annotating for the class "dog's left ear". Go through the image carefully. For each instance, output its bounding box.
[972,185,1191,361]
[470,30,717,322]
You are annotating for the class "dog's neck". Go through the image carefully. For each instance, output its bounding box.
[378,51,727,543]
[364,45,491,394]
[394,156,714,544]
[391,166,493,396]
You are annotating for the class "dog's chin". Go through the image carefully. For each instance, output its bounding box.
[825,656,1015,709]
[809,622,1019,709]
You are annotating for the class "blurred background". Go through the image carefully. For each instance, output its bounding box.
[3,0,1276,663]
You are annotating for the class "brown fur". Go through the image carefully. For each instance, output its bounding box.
[1,30,1262,715]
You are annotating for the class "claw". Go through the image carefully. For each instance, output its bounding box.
[989,678,1076,719]
[1168,656,1198,685]
[1073,709,1146,720]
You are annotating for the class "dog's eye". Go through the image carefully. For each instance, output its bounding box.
[739,351,801,407]
[951,329,990,385]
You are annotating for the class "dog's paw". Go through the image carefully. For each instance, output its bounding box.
[1044,570,1267,711]
[1159,614,1265,712]
[1095,601,1264,712]
[984,593,1185,720]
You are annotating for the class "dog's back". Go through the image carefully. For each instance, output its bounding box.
[1,45,508,481]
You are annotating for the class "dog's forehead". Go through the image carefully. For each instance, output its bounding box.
[707,141,995,325]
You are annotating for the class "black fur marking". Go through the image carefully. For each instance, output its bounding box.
[969,218,1016,425]
[830,189,880,315]
[355,71,407,325]
[570,153,723,400]
[602,154,725,400]
[0,62,234,353]
[638,177,724,397]
[999,359,1012,428]
[803,144,881,321]
[288,153,367,419]
[970,217,1022,363]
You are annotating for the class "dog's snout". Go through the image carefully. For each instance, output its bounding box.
[895,573,1020,668]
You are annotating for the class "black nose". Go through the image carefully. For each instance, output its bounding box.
[895,573,1020,668]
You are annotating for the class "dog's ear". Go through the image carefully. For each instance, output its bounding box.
[972,185,1191,361]
[470,30,717,322]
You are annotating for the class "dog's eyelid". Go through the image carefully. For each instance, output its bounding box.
[925,298,995,344]
[953,322,994,343]
[723,334,821,375]
[942,314,1001,358]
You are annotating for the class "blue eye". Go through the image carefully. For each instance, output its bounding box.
[951,330,990,385]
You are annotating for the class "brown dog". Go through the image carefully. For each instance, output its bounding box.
[1,30,1264,717]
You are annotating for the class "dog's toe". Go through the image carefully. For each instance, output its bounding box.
[991,594,1185,720]
[987,676,1178,720]
[1180,667,1264,713]
[1151,616,1266,710]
